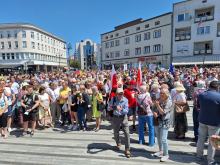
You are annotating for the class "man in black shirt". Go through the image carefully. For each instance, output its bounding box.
[21,85,39,136]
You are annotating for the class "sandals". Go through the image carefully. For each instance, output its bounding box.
[125,150,131,158]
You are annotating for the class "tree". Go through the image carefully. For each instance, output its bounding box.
[69,59,81,69]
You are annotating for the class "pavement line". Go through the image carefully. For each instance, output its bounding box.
[0,150,173,164]
[0,160,48,165]
[0,143,195,157]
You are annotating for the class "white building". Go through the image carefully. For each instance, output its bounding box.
[75,39,100,70]
[172,0,220,66]
[101,13,172,69]
[0,23,67,72]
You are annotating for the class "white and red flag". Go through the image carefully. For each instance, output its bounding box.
[110,64,117,90]
[137,62,142,87]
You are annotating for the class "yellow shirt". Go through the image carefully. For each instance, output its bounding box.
[59,87,71,104]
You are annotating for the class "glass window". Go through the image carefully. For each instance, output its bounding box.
[1,42,4,49]
[124,49,130,56]
[0,32,4,38]
[14,31,17,38]
[11,53,15,60]
[115,40,120,46]
[178,14,185,22]
[144,46,150,54]
[31,42,35,49]
[205,26,210,34]
[155,21,160,26]
[2,53,5,60]
[16,53,19,59]
[15,41,18,49]
[110,52,114,58]
[22,31,26,38]
[135,34,141,42]
[37,33,39,40]
[38,43,40,50]
[145,24,149,28]
[7,53,10,60]
[7,31,11,38]
[115,51,120,57]
[8,41,11,49]
[136,27,140,31]
[135,47,141,55]
[110,41,114,47]
[22,41,27,48]
[144,32,151,40]
[154,29,161,38]
[125,30,129,34]
[31,32,34,39]
[105,42,109,48]
[124,37,130,44]
[153,44,161,52]
[20,53,24,59]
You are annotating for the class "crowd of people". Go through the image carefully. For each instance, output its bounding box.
[0,66,219,164]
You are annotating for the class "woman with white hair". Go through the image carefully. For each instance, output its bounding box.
[136,85,154,146]
[152,88,173,162]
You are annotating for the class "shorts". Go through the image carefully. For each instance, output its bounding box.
[0,113,7,128]
[23,112,37,122]
[7,105,14,117]
[71,106,77,112]
[128,107,136,117]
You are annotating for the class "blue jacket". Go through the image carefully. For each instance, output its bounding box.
[198,90,220,127]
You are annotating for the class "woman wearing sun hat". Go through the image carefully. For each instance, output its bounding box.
[173,84,188,139]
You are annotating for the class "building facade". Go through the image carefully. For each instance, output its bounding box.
[0,23,67,72]
[75,39,100,70]
[101,13,172,69]
[172,0,220,66]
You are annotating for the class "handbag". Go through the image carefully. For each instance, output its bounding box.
[97,102,105,112]
[175,102,190,113]
[137,95,148,116]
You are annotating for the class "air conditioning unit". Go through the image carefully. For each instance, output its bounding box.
[180,36,185,40]
[206,49,212,54]
[195,18,201,22]
[175,37,180,41]
[201,17,207,21]
[200,50,205,54]
[207,15,214,20]
[186,35,191,39]
[194,51,199,55]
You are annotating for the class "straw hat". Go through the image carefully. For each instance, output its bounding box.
[175,84,186,91]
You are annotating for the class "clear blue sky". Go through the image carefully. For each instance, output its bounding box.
[0,0,182,52]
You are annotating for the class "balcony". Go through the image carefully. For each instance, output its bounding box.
[175,27,191,41]
[194,41,213,55]
[195,7,214,23]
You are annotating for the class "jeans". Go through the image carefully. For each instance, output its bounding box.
[138,115,155,146]
[155,126,169,156]
[196,123,219,164]
[77,107,87,129]
[193,108,199,142]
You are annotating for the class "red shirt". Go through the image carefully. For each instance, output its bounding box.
[124,88,137,108]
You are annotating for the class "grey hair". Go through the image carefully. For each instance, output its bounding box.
[139,85,147,93]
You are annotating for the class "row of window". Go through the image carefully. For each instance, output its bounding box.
[0,52,63,62]
[105,21,161,40]
[105,30,161,48]
[0,41,65,55]
[105,44,162,59]
[0,30,64,48]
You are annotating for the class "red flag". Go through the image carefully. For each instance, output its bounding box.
[137,62,142,87]
[110,65,117,90]
[193,64,198,73]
